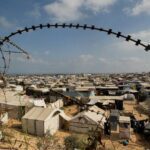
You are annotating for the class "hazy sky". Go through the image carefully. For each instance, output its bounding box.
[0,0,150,74]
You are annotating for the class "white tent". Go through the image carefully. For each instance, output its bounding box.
[69,110,106,134]
[33,99,46,108]
[22,107,70,136]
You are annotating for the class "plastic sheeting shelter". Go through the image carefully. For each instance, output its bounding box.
[109,109,119,131]
[119,116,130,139]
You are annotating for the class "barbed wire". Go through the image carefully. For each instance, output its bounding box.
[0,37,29,76]
[0,23,150,51]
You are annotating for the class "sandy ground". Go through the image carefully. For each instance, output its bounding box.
[0,120,66,150]
[102,131,150,150]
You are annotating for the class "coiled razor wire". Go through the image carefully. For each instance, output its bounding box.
[1,23,150,49]
[0,23,150,75]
